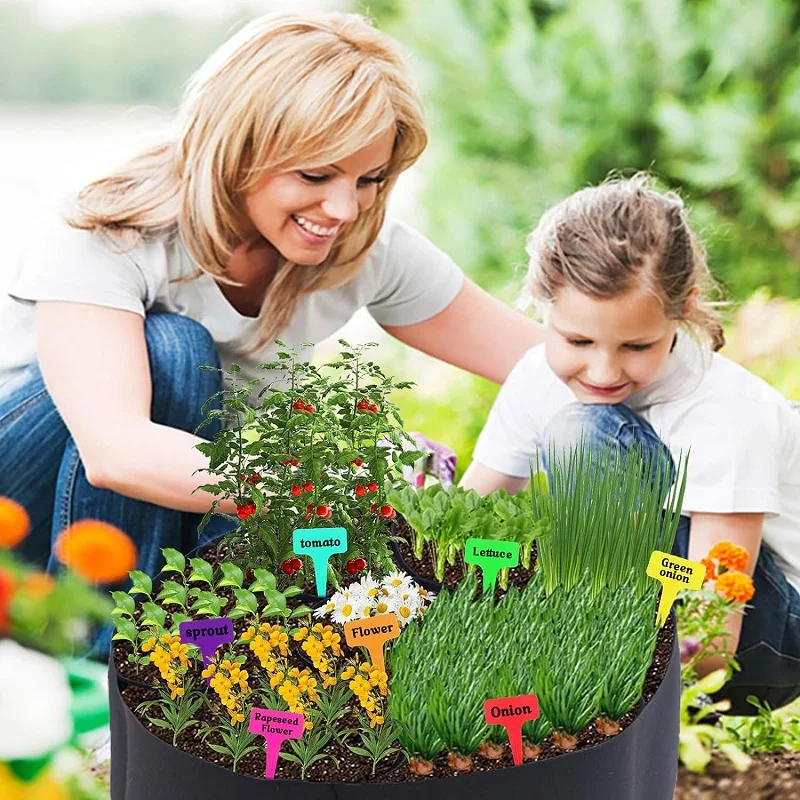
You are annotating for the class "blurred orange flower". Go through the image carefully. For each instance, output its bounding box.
[54,520,137,584]
[0,497,30,548]
[23,572,56,598]
[715,571,755,604]
[708,541,749,573]
[700,557,716,583]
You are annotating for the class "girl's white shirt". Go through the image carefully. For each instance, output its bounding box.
[0,216,464,399]
[472,334,800,593]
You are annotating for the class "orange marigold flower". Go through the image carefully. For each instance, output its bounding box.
[54,520,137,583]
[0,497,30,548]
[708,541,749,573]
[700,558,717,583]
[0,568,16,632]
[715,571,755,604]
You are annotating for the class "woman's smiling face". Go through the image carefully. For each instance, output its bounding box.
[242,128,395,266]
[544,285,681,404]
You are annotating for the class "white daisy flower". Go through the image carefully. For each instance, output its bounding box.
[381,570,413,593]
[331,595,360,625]
[358,573,383,600]
[387,592,422,626]
[313,599,336,619]
[372,596,392,616]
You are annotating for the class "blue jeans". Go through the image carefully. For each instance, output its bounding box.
[542,402,800,714]
[0,314,237,659]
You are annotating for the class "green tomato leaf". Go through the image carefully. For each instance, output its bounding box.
[139,602,167,628]
[110,591,136,617]
[248,568,277,593]
[217,563,244,589]
[188,558,214,586]
[128,571,153,598]
[111,617,138,644]
[233,588,259,615]
[160,548,186,576]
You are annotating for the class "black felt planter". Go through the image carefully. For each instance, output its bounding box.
[109,625,680,800]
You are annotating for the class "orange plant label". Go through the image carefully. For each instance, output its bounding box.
[344,613,400,673]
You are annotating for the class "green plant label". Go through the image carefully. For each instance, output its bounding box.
[484,694,539,765]
[293,527,348,597]
[464,538,520,593]
[646,550,705,627]
[248,708,304,779]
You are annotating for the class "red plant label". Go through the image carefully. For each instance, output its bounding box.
[248,708,305,779]
[483,694,539,765]
[344,612,400,673]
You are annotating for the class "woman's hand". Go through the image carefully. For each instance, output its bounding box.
[459,461,529,496]
[687,511,764,677]
[382,278,543,384]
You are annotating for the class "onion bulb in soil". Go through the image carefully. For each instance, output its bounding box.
[552,731,577,751]
[478,742,504,760]
[595,717,621,737]
[409,759,434,776]
[523,742,541,760]
[446,753,472,771]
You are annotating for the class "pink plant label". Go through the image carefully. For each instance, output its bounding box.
[484,694,539,766]
[249,708,305,779]
[178,617,234,683]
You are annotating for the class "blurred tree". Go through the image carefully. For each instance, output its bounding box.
[369,0,800,303]
[0,4,244,106]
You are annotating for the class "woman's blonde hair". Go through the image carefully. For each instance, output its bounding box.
[67,11,427,352]
[522,173,727,351]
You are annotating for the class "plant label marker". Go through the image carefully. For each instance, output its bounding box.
[484,694,539,765]
[178,617,234,684]
[464,538,520,593]
[344,612,400,673]
[293,527,348,596]
[646,550,706,627]
[248,708,304,779]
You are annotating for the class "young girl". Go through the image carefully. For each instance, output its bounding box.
[461,174,800,714]
[0,10,540,654]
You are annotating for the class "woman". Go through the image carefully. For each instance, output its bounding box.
[0,11,540,617]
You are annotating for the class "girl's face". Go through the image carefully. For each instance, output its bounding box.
[544,285,682,404]
[242,128,395,266]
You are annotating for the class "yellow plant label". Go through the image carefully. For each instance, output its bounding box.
[647,550,706,627]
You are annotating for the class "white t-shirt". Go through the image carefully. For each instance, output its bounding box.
[472,335,800,592]
[0,217,464,398]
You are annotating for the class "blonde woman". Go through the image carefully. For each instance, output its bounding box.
[0,10,539,643]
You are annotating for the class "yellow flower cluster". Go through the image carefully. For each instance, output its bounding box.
[340,661,388,727]
[202,658,251,724]
[293,623,342,688]
[271,667,318,730]
[242,621,290,669]
[142,633,190,700]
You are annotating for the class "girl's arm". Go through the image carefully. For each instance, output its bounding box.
[382,278,543,384]
[459,462,529,496]
[35,301,239,515]
[686,511,764,677]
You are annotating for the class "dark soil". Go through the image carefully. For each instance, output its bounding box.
[673,750,800,799]
[114,532,676,784]
[115,604,675,784]
[393,520,537,595]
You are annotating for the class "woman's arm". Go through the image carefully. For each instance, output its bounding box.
[35,301,238,515]
[382,278,543,384]
[459,461,529,496]
[686,511,764,677]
